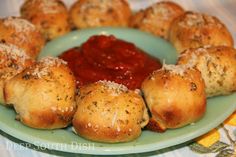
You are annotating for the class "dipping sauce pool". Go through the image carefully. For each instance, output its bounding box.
[59,35,161,89]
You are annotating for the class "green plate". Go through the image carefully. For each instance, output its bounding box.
[0,27,235,155]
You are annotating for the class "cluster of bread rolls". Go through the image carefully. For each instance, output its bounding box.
[129,1,235,98]
[0,0,235,143]
[19,0,132,41]
[0,17,77,129]
[7,0,233,45]
[141,45,236,132]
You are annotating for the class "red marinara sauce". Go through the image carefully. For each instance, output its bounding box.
[59,35,161,89]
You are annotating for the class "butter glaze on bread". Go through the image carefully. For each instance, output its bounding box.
[0,17,45,58]
[130,1,184,39]
[4,57,76,129]
[73,80,149,143]
[169,11,234,53]
[142,64,206,132]
[21,0,70,40]
[69,0,131,29]
[177,46,236,97]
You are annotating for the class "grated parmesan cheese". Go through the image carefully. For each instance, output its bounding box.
[39,56,67,67]
[111,110,118,127]
[162,64,186,76]
[40,0,61,14]
[0,43,30,79]
[152,3,174,20]
[161,57,196,76]
[117,125,121,132]
[0,43,29,62]
[191,47,224,76]
[31,56,67,78]
[87,122,92,127]
[143,4,173,24]
[29,0,61,14]
[98,80,128,95]
[179,12,222,28]
[3,17,35,32]
[134,89,141,95]
[188,47,213,63]
[50,106,73,113]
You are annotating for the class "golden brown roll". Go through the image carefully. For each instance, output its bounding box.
[142,64,206,132]
[0,17,45,58]
[69,0,132,29]
[73,80,149,143]
[21,0,70,40]
[177,46,236,97]
[4,57,76,129]
[130,1,184,39]
[0,43,34,105]
[169,11,234,53]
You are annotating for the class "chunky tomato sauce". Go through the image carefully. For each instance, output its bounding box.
[59,35,161,89]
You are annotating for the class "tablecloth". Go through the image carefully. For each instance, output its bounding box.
[0,0,235,156]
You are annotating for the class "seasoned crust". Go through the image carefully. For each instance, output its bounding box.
[142,65,206,131]
[130,1,184,39]
[73,81,149,143]
[69,0,132,29]
[21,0,70,40]
[177,46,236,97]
[169,11,234,53]
[0,43,34,105]
[0,17,45,58]
[4,57,76,129]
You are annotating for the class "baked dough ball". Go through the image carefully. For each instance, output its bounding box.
[177,46,236,97]
[130,1,184,39]
[169,11,234,53]
[73,80,149,143]
[0,17,45,58]
[21,0,70,40]
[69,0,132,29]
[0,43,34,105]
[4,57,76,129]
[142,64,206,132]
